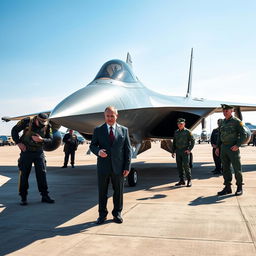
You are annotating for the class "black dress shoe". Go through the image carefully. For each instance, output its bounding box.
[217,185,232,196]
[20,196,27,206]
[41,195,55,203]
[96,217,107,225]
[113,216,123,224]
[235,185,243,196]
[20,200,28,206]
[187,180,192,187]
[61,166,67,168]
[175,180,185,186]
[212,170,222,174]
[71,164,75,168]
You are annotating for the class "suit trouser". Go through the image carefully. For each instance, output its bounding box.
[212,148,222,171]
[18,150,49,198]
[97,171,124,218]
[64,150,75,166]
[176,149,191,181]
[220,144,243,186]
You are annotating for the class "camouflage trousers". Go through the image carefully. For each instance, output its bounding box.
[175,149,191,181]
[220,144,243,186]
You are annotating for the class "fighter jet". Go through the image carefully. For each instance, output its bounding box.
[198,118,210,144]
[2,49,256,186]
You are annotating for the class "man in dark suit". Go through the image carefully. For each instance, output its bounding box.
[90,106,132,224]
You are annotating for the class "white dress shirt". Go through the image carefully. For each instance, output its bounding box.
[107,123,117,136]
[98,123,117,156]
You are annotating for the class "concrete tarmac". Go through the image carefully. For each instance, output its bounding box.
[1,143,256,256]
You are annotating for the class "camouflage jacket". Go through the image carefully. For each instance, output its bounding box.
[11,117,53,151]
[172,128,195,152]
[217,116,247,147]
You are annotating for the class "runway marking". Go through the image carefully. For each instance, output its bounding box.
[0,175,11,187]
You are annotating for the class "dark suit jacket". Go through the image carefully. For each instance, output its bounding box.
[90,123,132,175]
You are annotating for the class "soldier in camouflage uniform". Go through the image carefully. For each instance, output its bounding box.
[11,113,55,205]
[216,104,247,196]
[172,118,195,187]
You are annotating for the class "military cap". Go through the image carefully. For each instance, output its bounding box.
[221,104,234,110]
[177,118,186,123]
[37,113,49,125]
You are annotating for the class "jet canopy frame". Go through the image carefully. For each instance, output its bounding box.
[94,59,138,83]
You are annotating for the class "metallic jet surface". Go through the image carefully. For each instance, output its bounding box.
[2,52,256,156]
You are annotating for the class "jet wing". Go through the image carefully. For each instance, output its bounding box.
[2,111,51,122]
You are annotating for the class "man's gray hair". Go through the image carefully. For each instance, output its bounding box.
[104,106,118,114]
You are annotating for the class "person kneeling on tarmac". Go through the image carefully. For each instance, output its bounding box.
[11,113,55,205]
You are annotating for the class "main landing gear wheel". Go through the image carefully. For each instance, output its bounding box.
[127,168,138,187]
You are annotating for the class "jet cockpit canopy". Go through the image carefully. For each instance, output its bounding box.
[94,60,138,83]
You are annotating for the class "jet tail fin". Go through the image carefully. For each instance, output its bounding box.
[186,48,193,98]
[126,52,133,67]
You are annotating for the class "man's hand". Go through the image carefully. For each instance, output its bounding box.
[212,144,217,148]
[99,149,108,158]
[123,170,130,177]
[17,143,26,152]
[171,153,175,158]
[32,134,43,143]
[231,145,239,151]
[184,150,191,155]
[215,147,220,156]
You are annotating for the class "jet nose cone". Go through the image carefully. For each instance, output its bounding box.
[49,83,123,121]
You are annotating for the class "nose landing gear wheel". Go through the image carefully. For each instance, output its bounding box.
[127,168,137,187]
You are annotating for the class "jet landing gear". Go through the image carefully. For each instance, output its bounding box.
[127,167,138,187]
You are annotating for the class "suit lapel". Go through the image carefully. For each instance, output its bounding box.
[112,124,122,146]
[102,123,111,146]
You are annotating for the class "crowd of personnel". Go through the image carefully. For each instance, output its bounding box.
[9,104,249,224]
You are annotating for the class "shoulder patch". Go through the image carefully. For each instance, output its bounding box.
[16,117,29,127]
[240,121,243,126]
[16,120,23,127]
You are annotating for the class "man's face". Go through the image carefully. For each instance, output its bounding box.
[35,118,45,128]
[223,109,232,119]
[177,122,185,130]
[104,109,118,126]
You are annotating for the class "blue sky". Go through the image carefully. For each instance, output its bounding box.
[1,0,256,134]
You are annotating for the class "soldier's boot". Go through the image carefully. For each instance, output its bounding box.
[217,185,232,196]
[41,195,55,204]
[235,185,243,196]
[20,196,28,206]
[71,164,75,168]
[186,179,192,187]
[175,180,185,186]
